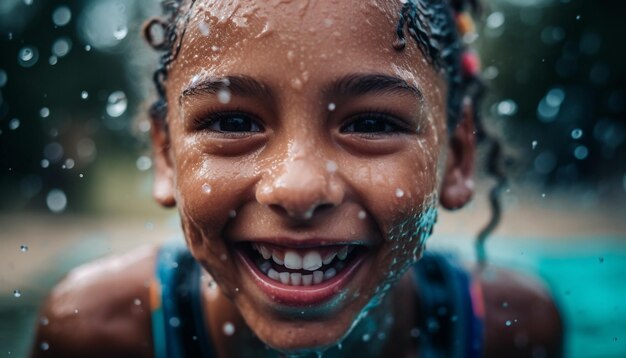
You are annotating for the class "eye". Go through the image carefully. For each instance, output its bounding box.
[198,111,263,133]
[341,113,404,134]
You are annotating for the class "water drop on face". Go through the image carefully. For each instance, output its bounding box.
[13,289,21,298]
[202,183,212,194]
[223,322,235,336]
[198,21,210,36]
[358,210,367,220]
[40,316,49,325]
[133,298,141,306]
[217,89,231,104]
[46,189,67,213]
[395,188,405,198]
[17,46,39,68]
[228,210,237,218]
[505,320,512,326]
[571,128,583,139]
[106,91,127,117]
[328,102,336,111]
[113,25,128,40]
[325,160,338,173]
[291,78,303,91]
[52,6,72,26]
[40,342,49,351]
[20,244,28,252]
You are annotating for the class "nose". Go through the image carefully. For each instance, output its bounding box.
[256,157,344,221]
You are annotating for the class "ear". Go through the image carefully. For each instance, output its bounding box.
[439,98,476,210]
[151,120,176,207]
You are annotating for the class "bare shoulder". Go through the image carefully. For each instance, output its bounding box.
[32,245,159,357]
[477,266,564,358]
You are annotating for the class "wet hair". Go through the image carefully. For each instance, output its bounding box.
[144,0,506,264]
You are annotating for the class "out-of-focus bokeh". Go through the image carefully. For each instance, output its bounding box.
[0,0,624,356]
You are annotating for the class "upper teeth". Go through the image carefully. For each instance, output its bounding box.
[258,245,351,271]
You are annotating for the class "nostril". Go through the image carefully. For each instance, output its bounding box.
[267,202,335,221]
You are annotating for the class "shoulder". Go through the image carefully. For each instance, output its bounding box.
[476,266,564,357]
[32,245,159,357]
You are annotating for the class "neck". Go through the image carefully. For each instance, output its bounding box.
[201,270,417,358]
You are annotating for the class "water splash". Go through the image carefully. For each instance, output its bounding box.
[17,46,39,68]
[106,91,128,117]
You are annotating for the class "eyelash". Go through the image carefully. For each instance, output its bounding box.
[341,111,410,135]
[192,109,264,135]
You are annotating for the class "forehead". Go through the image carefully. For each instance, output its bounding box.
[168,0,443,99]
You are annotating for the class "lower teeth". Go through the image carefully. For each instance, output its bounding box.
[257,259,347,286]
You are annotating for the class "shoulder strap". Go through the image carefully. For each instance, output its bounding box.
[412,252,484,358]
[151,241,215,358]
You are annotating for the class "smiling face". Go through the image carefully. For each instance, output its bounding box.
[150,0,474,353]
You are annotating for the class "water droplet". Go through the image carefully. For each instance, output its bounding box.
[39,107,50,118]
[40,316,49,326]
[113,25,128,40]
[223,322,235,336]
[291,78,303,91]
[169,317,180,327]
[228,210,237,218]
[17,46,39,68]
[9,118,20,130]
[541,193,546,198]
[208,280,216,289]
[106,91,127,117]
[0,69,7,87]
[598,257,604,263]
[328,102,336,111]
[531,140,538,150]
[52,37,72,58]
[24,0,33,5]
[40,159,50,168]
[502,301,509,308]
[574,145,588,160]
[85,44,91,51]
[13,289,21,298]
[40,342,49,351]
[52,6,71,26]
[211,45,220,52]
[202,183,212,194]
[217,89,231,104]
[571,128,583,139]
[133,298,141,306]
[358,210,367,220]
[20,245,28,252]
[74,308,79,314]
[486,12,505,29]
[136,156,152,171]
[505,320,512,326]
[325,160,338,173]
[575,14,581,21]
[80,90,89,99]
[614,337,619,342]
[48,56,58,65]
[496,99,517,116]
[395,188,405,198]
[46,189,67,213]
[79,173,84,178]
[362,333,371,342]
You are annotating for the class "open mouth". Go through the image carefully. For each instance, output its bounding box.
[235,242,369,306]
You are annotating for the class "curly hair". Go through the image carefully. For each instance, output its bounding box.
[143,0,506,265]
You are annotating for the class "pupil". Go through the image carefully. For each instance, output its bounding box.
[354,119,385,132]
[221,117,250,132]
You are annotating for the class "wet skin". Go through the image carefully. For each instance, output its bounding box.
[32,0,563,357]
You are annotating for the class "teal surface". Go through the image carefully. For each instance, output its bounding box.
[479,236,626,358]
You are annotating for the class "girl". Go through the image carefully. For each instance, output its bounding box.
[33,0,562,356]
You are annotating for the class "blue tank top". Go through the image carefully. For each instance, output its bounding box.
[150,242,484,357]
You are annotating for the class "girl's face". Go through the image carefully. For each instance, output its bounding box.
[152,0,473,352]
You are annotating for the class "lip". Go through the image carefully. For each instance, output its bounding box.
[235,244,368,306]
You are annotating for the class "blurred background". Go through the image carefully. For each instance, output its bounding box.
[0,0,624,356]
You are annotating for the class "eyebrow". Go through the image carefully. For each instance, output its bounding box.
[180,73,424,104]
[180,75,273,103]
[326,73,424,102]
